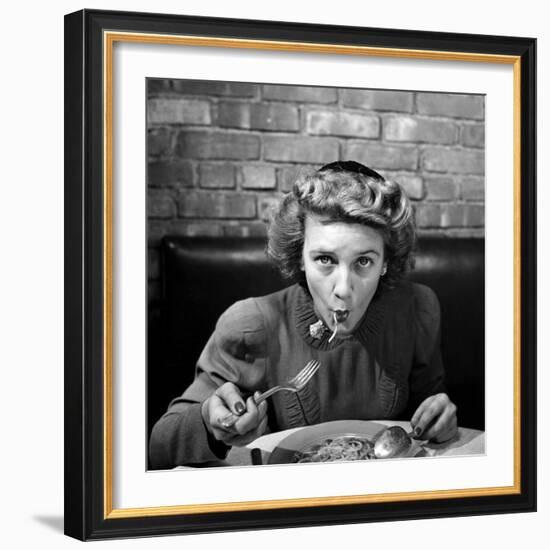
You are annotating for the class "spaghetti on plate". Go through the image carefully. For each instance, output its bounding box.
[293,435,375,463]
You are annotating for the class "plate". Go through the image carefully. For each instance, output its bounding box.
[268,420,424,464]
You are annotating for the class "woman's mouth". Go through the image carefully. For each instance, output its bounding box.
[333,310,349,323]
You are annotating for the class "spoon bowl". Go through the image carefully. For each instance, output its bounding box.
[373,426,413,459]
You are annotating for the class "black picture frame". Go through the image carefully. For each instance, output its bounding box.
[64,8,536,541]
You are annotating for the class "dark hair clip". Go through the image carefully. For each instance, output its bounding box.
[318,160,384,181]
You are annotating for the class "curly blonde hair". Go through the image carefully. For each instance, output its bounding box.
[267,161,416,289]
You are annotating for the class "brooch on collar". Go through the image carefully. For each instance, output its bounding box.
[310,312,343,343]
[309,319,328,340]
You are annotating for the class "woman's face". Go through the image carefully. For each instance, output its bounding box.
[302,214,386,337]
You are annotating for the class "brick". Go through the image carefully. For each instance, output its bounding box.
[178,190,256,218]
[440,204,466,227]
[148,220,224,245]
[172,80,258,97]
[416,93,484,119]
[262,85,337,103]
[306,110,379,138]
[462,124,485,148]
[147,99,211,125]
[464,204,485,227]
[177,131,260,160]
[264,136,338,164]
[423,148,484,174]
[148,128,173,157]
[147,191,175,219]
[417,229,445,239]
[344,142,418,170]
[169,221,224,237]
[217,102,250,128]
[424,177,459,201]
[392,174,423,200]
[259,196,284,222]
[147,78,171,94]
[216,102,300,132]
[277,165,317,192]
[250,103,300,132]
[148,248,160,280]
[148,160,194,187]
[199,163,235,189]
[341,90,414,112]
[460,176,485,201]
[239,165,276,189]
[415,203,441,228]
[444,228,485,238]
[223,222,268,238]
[384,116,457,144]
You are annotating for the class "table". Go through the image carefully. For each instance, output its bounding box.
[201,420,485,467]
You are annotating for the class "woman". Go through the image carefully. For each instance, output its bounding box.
[149,161,457,468]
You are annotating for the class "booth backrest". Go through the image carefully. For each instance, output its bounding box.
[149,236,484,432]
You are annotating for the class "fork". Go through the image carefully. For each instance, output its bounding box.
[218,359,321,428]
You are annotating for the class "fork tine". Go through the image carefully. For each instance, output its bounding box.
[294,360,320,387]
[305,359,320,379]
[289,359,314,385]
[251,360,321,407]
[296,361,320,388]
[291,359,316,384]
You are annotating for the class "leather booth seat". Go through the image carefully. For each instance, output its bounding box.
[148,236,485,435]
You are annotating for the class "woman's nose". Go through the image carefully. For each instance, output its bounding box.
[333,266,353,301]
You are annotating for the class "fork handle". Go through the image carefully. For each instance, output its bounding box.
[254,385,282,404]
[218,387,283,428]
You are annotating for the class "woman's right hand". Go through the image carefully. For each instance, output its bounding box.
[201,382,268,447]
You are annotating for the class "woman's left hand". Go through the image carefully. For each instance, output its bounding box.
[410,393,458,443]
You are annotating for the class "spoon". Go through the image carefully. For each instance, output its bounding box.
[373,426,413,459]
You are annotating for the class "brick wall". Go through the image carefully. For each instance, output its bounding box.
[147,79,485,302]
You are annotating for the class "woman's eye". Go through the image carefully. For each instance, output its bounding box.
[316,255,333,265]
[357,257,372,267]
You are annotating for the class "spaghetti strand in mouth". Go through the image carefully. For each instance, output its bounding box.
[328,312,339,343]
[328,310,349,343]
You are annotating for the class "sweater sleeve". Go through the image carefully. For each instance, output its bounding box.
[149,298,269,469]
[407,284,447,411]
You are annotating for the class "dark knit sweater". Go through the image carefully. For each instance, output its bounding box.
[149,281,446,468]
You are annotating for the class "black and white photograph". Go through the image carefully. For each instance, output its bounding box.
[1,0,545,547]
[146,79,486,470]
[60,7,536,542]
